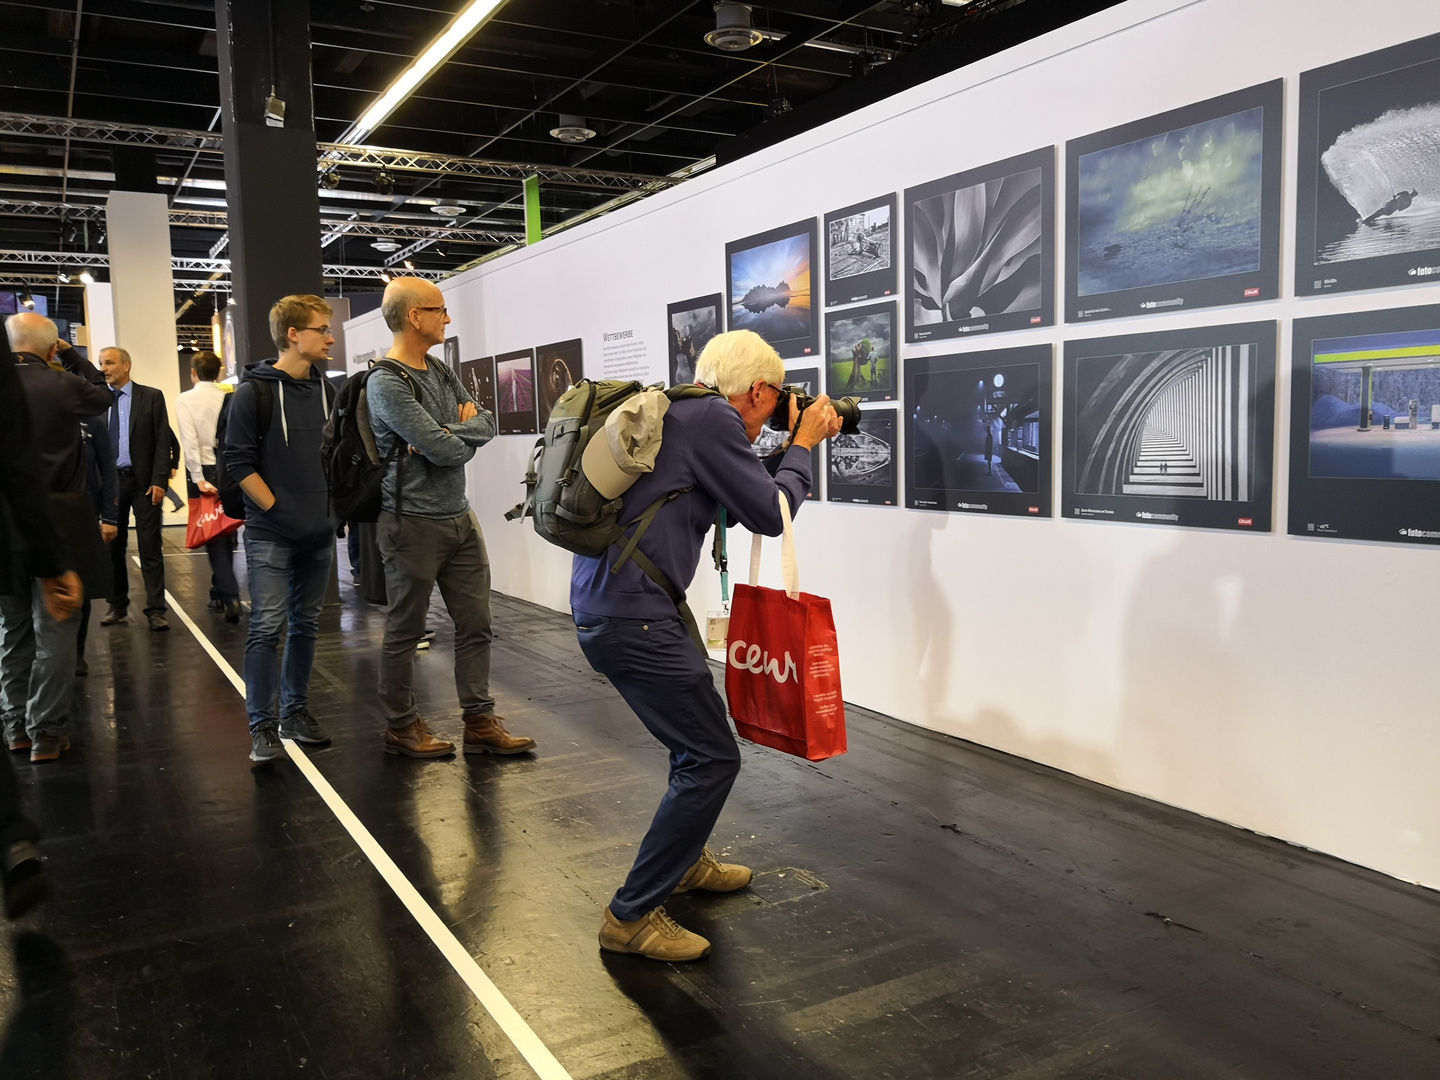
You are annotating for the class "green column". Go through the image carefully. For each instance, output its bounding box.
[523,175,542,245]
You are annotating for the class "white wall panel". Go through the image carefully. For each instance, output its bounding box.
[347,0,1440,889]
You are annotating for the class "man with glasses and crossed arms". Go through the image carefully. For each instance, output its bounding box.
[366,277,535,759]
[223,295,338,763]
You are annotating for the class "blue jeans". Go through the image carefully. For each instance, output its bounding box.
[574,611,741,922]
[243,537,333,732]
[0,581,81,740]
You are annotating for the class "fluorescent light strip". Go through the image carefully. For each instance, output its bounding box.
[349,0,507,145]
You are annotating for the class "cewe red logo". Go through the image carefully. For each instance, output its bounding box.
[1237,517,1253,526]
[1243,287,1260,297]
[728,639,798,685]
[1028,506,1040,514]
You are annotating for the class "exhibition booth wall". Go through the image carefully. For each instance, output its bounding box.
[345,0,1440,889]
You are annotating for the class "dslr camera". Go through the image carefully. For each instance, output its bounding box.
[767,386,862,435]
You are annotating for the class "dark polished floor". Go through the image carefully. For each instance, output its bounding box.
[0,526,1436,1079]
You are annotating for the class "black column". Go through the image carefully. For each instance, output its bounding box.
[215,0,323,370]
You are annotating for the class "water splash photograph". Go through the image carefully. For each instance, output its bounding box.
[1065,81,1282,322]
[1297,32,1440,295]
[827,409,898,506]
[726,219,818,358]
[905,147,1054,342]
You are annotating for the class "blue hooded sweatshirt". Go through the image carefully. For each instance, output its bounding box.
[223,359,338,548]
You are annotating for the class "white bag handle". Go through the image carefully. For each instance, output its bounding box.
[749,489,799,600]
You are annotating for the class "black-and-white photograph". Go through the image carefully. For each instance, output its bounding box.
[1288,303,1440,545]
[496,348,537,436]
[666,294,722,385]
[444,335,460,372]
[827,408,898,506]
[1296,31,1440,296]
[825,301,896,402]
[1066,80,1283,323]
[1063,322,1276,531]
[534,339,583,427]
[460,356,496,417]
[905,345,1053,518]
[825,194,897,308]
[906,147,1054,343]
[726,218,818,358]
[753,366,821,499]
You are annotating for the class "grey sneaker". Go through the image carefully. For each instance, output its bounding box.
[249,724,283,763]
[279,709,330,745]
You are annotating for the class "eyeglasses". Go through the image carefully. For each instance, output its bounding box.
[412,306,448,316]
[296,325,333,336]
[756,381,784,396]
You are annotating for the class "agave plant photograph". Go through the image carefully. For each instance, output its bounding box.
[906,148,1053,342]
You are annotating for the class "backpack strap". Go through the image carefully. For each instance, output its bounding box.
[609,486,705,651]
[369,359,424,519]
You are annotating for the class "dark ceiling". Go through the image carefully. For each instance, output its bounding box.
[0,0,1104,326]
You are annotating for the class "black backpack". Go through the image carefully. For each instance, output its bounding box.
[215,375,336,521]
[321,359,426,523]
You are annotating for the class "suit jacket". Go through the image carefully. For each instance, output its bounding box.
[116,380,171,489]
[0,354,65,594]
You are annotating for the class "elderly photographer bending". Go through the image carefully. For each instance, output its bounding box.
[572,329,842,961]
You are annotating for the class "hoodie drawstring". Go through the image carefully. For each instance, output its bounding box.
[278,381,290,446]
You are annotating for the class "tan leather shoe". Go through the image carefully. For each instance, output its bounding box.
[598,906,711,961]
[673,848,753,894]
[383,718,454,758]
[462,713,536,755]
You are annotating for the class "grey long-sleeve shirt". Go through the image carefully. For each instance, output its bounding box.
[367,356,496,519]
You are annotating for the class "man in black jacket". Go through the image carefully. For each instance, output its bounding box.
[0,312,111,765]
[0,338,82,918]
[98,345,171,631]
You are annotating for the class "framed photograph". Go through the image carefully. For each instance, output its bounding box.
[495,348,537,436]
[534,339,583,427]
[824,194,896,307]
[753,365,821,500]
[905,146,1054,343]
[1288,304,1440,545]
[726,218,819,358]
[827,407,898,507]
[825,301,896,402]
[443,335,460,372]
[666,294,722,385]
[905,345,1053,517]
[459,356,496,416]
[1296,32,1440,296]
[1066,81,1283,323]
[1062,321,1276,532]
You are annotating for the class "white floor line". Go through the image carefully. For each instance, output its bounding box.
[160,588,574,1080]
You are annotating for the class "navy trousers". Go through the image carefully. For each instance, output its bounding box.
[574,611,742,923]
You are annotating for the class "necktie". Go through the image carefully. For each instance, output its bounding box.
[110,388,121,458]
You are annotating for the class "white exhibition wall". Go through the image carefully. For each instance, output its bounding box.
[346,0,1440,890]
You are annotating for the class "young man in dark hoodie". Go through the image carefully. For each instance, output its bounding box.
[224,295,338,763]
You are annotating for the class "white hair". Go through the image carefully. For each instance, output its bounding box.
[693,329,784,398]
[5,312,59,357]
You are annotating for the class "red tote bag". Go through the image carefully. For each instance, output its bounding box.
[724,491,846,762]
[186,491,243,549]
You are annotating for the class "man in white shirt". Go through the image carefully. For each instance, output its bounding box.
[175,351,240,621]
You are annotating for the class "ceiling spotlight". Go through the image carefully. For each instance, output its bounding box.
[430,203,466,216]
[57,270,71,284]
[78,267,96,285]
[61,223,79,245]
[320,169,342,190]
[705,3,764,52]
[19,290,35,310]
[374,169,395,196]
[379,271,393,283]
[371,238,401,253]
[403,259,415,270]
[549,114,596,143]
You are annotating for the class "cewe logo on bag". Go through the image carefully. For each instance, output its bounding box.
[196,504,226,528]
[727,639,798,685]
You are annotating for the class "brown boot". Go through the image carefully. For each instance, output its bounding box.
[673,848,753,894]
[462,713,536,755]
[383,717,454,758]
[598,906,711,961]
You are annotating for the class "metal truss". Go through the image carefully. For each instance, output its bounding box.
[0,200,519,244]
[0,112,679,192]
[0,250,447,281]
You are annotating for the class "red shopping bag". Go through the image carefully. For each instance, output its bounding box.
[724,492,846,761]
[185,491,243,549]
